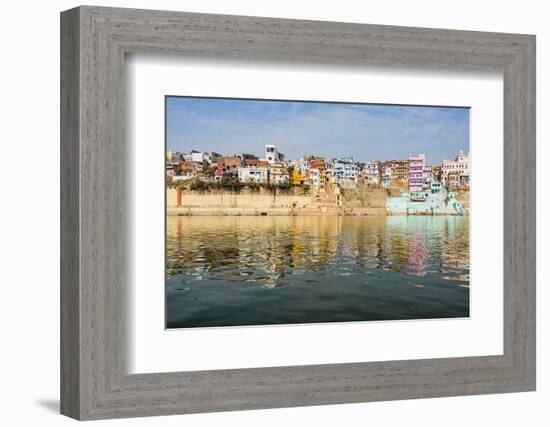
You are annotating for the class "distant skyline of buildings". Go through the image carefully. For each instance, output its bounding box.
[166,143,470,193]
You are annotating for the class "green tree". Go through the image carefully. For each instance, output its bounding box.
[218,176,243,193]
[190,179,212,192]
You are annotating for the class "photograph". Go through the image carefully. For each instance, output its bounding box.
[165,97,471,329]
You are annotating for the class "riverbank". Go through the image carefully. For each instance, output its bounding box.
[166,187,469,216]
[166,207,466,216]
[167,206,389,216]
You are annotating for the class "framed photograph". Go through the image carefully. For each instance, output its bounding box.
[164,97,471,329]
[61,6,536,420]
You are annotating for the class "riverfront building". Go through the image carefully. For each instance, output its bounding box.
[423,166,434,190]
[391,160,409,182]
[268,163,289,185]
[333,158,358,187]
[364,161,380,185]
[265,144,285,164]
[218,156,241,177]
[166,146,469,197]
[378,161,391,188]
[441,150,469,189]
[409,154,425,192]
[308,157,327,191]
[238,166,268,183]
[309,168,322,191]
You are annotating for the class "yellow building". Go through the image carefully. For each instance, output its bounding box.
[291,170,305,186]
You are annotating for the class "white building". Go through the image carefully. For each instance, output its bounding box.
[441,150,469,187]
[190,151,203,163]
[238,166,268,183]
[422,166,433,189]
[333,158,357,187]
[289,157,309,176]
[268,163,289,185]
[309,168,322,190]
[364,161,380,185]
[265,144,285,164]
[381,163,392,187]
[172,175,193,182]
[325,160,334,177]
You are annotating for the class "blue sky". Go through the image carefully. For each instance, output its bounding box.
[166,97,469,165]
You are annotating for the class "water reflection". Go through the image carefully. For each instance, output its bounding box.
[166,216,469,328]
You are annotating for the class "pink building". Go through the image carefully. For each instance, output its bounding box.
[409,154,425,192]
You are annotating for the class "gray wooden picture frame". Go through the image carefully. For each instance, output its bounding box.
[60,5,536,421]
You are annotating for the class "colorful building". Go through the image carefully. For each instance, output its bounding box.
[391,160,409,182]
[166,146,469,199]
[333,158,357,187]
[218,156,241,177]
[308,157,326,191]
[441,150,469,189]
[291,170,305,186]
[179,161,202,178]
[409,154,425,192]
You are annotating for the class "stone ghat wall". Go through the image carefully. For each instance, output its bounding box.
[167,188,315,209]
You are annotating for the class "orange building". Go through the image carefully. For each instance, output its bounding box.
[219,156,241,174]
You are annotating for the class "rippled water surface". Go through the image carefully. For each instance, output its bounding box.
[166,215,469,328]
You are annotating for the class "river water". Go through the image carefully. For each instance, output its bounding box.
[166,215,469,328]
